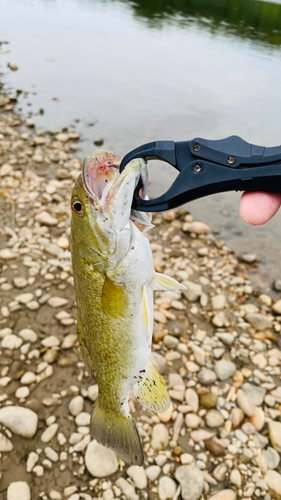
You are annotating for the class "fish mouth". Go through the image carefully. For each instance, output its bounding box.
[82,151,122,202]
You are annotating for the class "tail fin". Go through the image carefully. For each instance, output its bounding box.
[91,399,143,466]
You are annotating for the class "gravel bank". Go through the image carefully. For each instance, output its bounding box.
[1,84,281,500]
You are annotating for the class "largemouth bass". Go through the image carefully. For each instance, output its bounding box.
[71,151,185,465]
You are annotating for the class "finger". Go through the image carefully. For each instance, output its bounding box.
[239,191,281,225]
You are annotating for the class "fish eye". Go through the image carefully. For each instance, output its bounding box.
[72,200,83,215]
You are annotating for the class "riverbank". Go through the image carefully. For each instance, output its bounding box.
[1,83,281,500]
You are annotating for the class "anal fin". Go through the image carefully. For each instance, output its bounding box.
[134,357,170,413]
[153,272,186,291]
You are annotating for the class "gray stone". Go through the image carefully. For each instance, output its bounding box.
[261,447,280,470]
[242,383,266,406]
[153,352,167,374]
[214,360,236,380]
[85,440,119,477]
[198,367,217,385]
[7,482,30,500]
[0,406,38,438]
[182,281,202,302]
[205,410,224,428]
[146,465,161,481]
[175,465,204,500]
[151,423,169,450]
[246,313,273,330]
[158,476,177,500]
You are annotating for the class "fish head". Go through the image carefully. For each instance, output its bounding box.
[71,151,152,271]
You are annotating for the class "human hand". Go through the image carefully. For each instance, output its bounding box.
[239,192,281,225]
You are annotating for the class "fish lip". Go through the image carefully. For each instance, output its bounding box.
[82,158,97,203]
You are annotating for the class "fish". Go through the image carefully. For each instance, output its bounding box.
[70,150,185,465]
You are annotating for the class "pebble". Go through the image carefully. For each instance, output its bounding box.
[182,280,202,302]
[213,463,227,482]
[265,470,281,497]
[26,451,39,472]
[236,389,256,417]
[158,476,177,500]
[48,296,68,307]
[185,388,199,412]
[230,470,242,488]
[151,423,169,450]
[146,465,161,481]
[246,313,273,330]
[19,328,37,342]
[207,491,236,500]
[41,423,59,443]
[272,299,281,314]
[214,360,236,380]
[21,371,36,384]
[205,409,224,427]
[1,334,23,349]
[242,383,266,406]
[7,482,30,500]
[69,395,84,416]
[35,211,58,225]
[175,465,204,500]
[0,431,13,451]
[13,277,28,288]
[268,420,281,452]
[261,447,280,470]
[0,406,38,437]
[200,392,218,408]
[15,386,30,398]
[88,384,99,401]
[211,294,226,310]
[85,440,119,477]
[185,414,201,428]
[115,478,138,500]
[127,465,147,489]
[198,367,217,384]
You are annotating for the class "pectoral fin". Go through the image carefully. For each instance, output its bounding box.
[134,356,170,413]
[142,285,150,340]
[153,272,186,291]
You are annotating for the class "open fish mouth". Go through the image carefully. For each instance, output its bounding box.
[82,151,121,202]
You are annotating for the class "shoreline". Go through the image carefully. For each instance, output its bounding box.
[1,80,281,500]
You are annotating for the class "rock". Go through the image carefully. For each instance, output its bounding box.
[214,360,236,380]
[0,432,13,451]
[26,451,39,472]
[191,344,205,365]
[152,352,167,374]
[185,388,199,412]
[207,491,236,500]
[151,423,169,450]
[41,423,59,443]
[261,447,280,470]
[205,409,224,428]
[48,296,68,308]
[127,466,147,489]
[200,393,218,408]
[274,280,281,291]
[0,406,38,437]
[1,334,23,350]
[269,420,281,452]
[265,470,281,497]
[115,478,139,500]
[185,414,201,428]
[213,463,227,482]
[205,438,226,456]
[211,294,226,310]
[241,253,257,263]
[88,385,98,401]
[236,389,256,417]
[41,335,60,347]
[175,465,204,500]
[164,335,178,349]
[16,386,30,399]
[19,328,37,343]
[246,313,273,330]
[158,476,177,500]
[85,440,118,477]
[182,280,202,302]
[273,299,281,314]
[230,470,241,488]
[180,453,194,465]
[158,402,173,423]
[230,407,244,429]
[146,465,161,481]
[250,407,265,431]
[7,482,30,500]
[216,333,234,346]
[13,277,28,288]
[242,383,266,406]
[183,221,210,234]
[191,429,216,443]
[35,211,58,226]
[75,412,90,426]
[69,396,84,416]
[197,367,217,384]
[15,292,34,304]
[21,371,36,384]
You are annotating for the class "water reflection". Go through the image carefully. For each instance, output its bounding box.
[118,0,281,48]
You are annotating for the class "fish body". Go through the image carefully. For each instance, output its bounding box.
[71,151,185,464]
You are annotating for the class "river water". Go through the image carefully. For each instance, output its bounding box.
[1,0,281,286]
